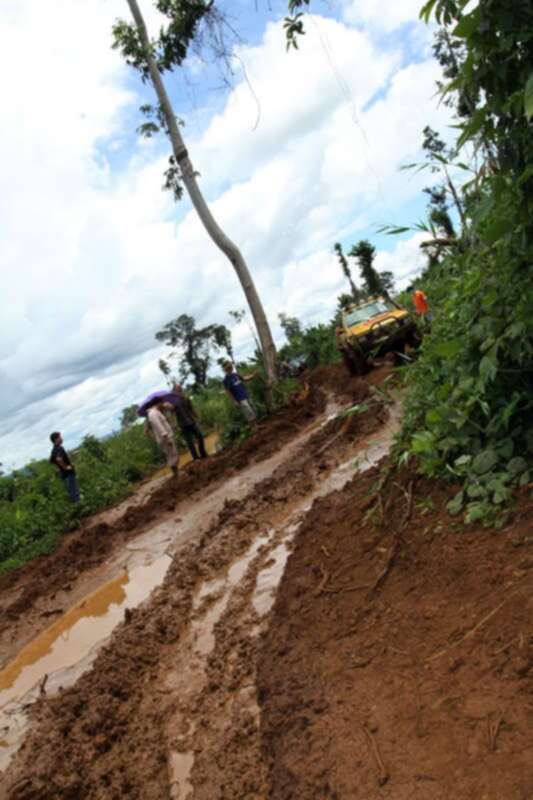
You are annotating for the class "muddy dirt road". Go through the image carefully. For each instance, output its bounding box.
[0,368,386,797]
[1,364,531,799]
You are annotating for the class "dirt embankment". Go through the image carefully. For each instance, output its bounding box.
[0,365,382,799]
[258,464,533,799]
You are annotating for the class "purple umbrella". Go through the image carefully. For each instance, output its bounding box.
[138,390,178,417]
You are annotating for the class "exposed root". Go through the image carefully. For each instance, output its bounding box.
[362,725,389,787]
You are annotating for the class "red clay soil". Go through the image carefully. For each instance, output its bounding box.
[258,465,533,799]
[0,378,383,800]
[0,363,380,641]
[0,374,335,638]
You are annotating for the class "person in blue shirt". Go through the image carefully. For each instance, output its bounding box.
[222,361,257,424]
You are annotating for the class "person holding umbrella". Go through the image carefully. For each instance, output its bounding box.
[142,397,179,479]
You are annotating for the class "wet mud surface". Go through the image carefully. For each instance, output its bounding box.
[0,376,330,660]
[258,465,533,799]
[1,363,530,799]
[0,365,381,796]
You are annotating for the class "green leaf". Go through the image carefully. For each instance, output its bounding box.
[447,490,464,516]
[465,501,488,524]
[472,449,498,475]
[497,439,514,460]
[419,0,438,23]
[507,457,528,476]
[518,164,533,187]
[466,483,486,499]
[434,339,462,359]
[453,7,482,38]
[456,108,486,150]
[479,355,497,385]
[519,470,531,487]
[425,409,442,425]
[524,73,533,122]
[492,486,508,505]
[411,431,435,455]
[483,216,509,245]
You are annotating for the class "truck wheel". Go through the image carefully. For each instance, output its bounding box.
[342,348,368,376]
[393,342,406,366]
[341,349,357,375]
[406,329,422,349]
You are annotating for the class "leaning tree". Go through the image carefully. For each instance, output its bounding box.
[113,0,278,397]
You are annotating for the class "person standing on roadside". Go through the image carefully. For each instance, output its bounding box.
[412,288,431,322]
[49,432,80,503]
[222,361,257,424]
[145,400,179,479]
[170,383,207,461]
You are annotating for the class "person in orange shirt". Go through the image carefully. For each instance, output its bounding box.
[412,289,429,316]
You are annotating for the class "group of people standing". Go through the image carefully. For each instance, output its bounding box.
[49,361,258,502]
[144,381,207,480]
[145,363,258,478]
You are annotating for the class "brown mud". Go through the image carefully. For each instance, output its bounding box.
[0,364,381,796]
[1,362,530,799]
[258,465,533,800]
[0,375,331,650]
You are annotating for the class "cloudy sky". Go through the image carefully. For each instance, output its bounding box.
[0,0,452,470]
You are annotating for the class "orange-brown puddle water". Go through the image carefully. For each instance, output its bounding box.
[0,555,171,770]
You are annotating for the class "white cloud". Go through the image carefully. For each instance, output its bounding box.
[341,0,426,32]
[0,4,451,468]
[374,232,430,287]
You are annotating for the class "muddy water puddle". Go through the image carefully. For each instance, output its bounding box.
[170,751,194,800]
[0,555,171,770]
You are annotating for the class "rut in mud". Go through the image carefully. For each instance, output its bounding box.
[0,366,386,797]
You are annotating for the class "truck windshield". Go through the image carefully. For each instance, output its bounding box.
[344,300,390,326]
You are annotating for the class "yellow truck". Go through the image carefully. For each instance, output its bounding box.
[336,296,420,375]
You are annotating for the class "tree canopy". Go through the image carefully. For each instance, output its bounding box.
[155,313,233,388]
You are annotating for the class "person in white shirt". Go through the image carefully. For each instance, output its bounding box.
[145,401,179,478]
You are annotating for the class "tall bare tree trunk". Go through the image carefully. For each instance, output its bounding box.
[126,0,277,394]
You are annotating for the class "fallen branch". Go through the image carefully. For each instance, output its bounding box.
[367,537,401,597]
[367,481,414,597]
[39,674,48,695]
[315,565,330,595]
[427,598,509,663]
[493,634,521,655]
[315,418,352,457]
[487,714,502,752]
[362,725,389,786]
[427,582,532,663]
[323,583,369,595]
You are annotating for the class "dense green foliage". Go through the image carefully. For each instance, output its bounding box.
[397,0,533,524]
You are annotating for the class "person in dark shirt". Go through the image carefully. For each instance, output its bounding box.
[49,432,80,503]
[170,383,207,460]
[222,362,257,423]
